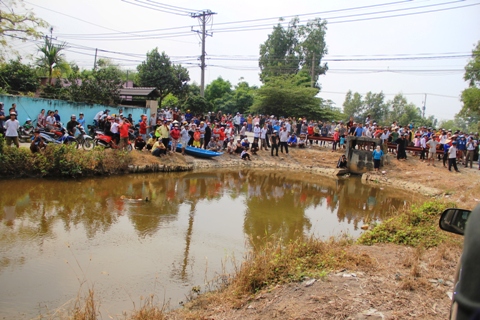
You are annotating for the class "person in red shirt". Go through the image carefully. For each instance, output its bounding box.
[139,116,148,141]
[170,122,181,152]
[118,119,131,150]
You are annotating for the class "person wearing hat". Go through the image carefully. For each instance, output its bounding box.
[448,141,460,172]
[66,114,80,137]
[465,136,477,169]
[180,123,190,155]
[170,122,181,152]
[4,112,20,148]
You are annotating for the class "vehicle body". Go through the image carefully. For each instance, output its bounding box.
[94,132,132,151]
[18,125,35,143]
[36,127,78,147]
[439,205,480,320]
[75,126,94,150]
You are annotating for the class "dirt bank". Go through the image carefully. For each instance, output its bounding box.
[133,143,479,208]
[125,145,478,320]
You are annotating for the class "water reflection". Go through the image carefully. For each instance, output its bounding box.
[0,171,414,318]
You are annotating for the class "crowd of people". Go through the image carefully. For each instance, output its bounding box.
[2,103,479,172]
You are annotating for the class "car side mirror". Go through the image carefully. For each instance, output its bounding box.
[439,208,471,236]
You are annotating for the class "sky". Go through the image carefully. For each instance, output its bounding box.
[9,0,480,121]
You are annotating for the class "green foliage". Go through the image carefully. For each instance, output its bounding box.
[36,37,67,83]
[204,78,255,114]
[0,0,48,57]
[0,59,38,93]
[460,41,480,121]
[182,95,212,115]
[259,17,328,86]
[252,73,335,119]
[136,48,190,105]
[205,77,232,102]
[357,201,455,248]
[0,145,132,178]
[0,133,5,154]
[343,91,426,126]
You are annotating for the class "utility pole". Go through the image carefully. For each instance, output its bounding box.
[422,93,427,118]
[94,48,98,70]
[191,10,216,97]
[310,53,315,88]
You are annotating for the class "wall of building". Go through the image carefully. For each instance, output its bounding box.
[0,95,150,126]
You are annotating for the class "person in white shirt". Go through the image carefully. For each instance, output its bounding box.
[110,118,120,145]
[260,124,268,151]
[420,134,427,161]
[448,141,460,172]
[5,112,20,147]
[253,123,261,139]
[279,126,289,154]
[465,137,477,168]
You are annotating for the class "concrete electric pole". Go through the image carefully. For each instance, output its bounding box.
[191,10,216,97]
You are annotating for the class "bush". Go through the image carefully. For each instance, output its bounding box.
[357,201,456,248]
[0,144,133,178]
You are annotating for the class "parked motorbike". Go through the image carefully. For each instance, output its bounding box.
[18,125,35,143]
[38,126,78,148]
[94,132,132,151]
[75,126,94,150]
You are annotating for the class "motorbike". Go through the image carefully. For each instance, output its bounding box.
[37,126,78,147]
[94,132,132,151]
[18,125,35,143]
[75,126,94,150]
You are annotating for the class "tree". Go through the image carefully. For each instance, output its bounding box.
[36,36,67,84]
[0,58,38,93]
[363,92,387,123]
[136,48,189,106]
[0,0,48,58]
[259,17,328,86]
[343,90,363,120]
[182,95,212,115]
[205,77,232,102]
[461,41,480,131]
[251,73,334,119]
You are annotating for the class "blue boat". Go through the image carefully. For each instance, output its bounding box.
[174,143,223,159]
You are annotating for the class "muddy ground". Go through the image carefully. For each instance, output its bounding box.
[129,142,478,320]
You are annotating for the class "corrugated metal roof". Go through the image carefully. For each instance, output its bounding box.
[119,87,159,97]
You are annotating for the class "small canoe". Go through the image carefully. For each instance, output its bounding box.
[175,143,223,158]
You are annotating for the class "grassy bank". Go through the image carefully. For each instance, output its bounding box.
[60,201,460,319]
[0,136,132,178]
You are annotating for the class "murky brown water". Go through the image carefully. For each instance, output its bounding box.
[0,170,414,318]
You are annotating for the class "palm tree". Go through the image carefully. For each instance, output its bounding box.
[36,36,67,84]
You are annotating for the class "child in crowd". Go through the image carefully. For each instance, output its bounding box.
[240,149,251,161]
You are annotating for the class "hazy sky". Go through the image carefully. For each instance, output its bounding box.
[12,0,480,121]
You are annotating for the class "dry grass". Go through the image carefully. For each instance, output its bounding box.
[71,289,98,320]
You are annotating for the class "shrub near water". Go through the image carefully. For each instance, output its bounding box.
[0,144,133,178]
[357,201,456,248]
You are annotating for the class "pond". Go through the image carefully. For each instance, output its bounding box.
[0,170,414,318]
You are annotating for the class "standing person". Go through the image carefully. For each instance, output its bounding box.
[419,134,427,162]
[253,123,261,140]
[149,113,157,135]
[239,122,247,140]
[372,145,384,172]
[233,112,242,135]
[395,134,408,160]
[110,117,120,145]
[332,128,340,152]
[465,138,476,168]
[457,135,467,165]
[4,112,20,147]
[0,102,5,136]
[139,116,148,141]
[279,126,289,154]
[36,109,46,129]
[247,114,253,132]
[448,141,460,172]
[170,122,181,153]
[270,130,279,156]
[118,119,131,150]
[159,120,170,150]
[426,134,439,166]
[260,123,268,151]
[443,141,451,168]
[180,124,190,155]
